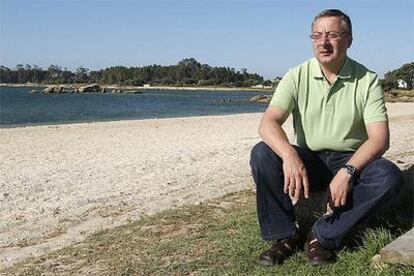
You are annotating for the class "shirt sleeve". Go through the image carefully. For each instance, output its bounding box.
[269,70,296,113]
[363,74,388,125]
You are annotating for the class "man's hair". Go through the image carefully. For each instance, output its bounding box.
[312,9,353,41]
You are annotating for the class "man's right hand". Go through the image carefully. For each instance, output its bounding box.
[258,106,309,201]
[282,151,310,201]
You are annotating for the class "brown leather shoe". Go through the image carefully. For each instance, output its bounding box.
[305,231,336,266]
[259,232,301,266]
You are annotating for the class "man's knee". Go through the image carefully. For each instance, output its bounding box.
[250,142,281,168]
[361,158,402,193]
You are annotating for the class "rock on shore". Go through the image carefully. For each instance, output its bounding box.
[43,85,68,93]
[249,95,272,103]
[42,84,105,94]
[79,84,101,93]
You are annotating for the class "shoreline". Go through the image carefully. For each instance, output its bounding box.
[1,102,413,129]
[0,111,264,129]
[0,83,274,92]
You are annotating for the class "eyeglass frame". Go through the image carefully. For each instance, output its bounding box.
[309,31,348,41]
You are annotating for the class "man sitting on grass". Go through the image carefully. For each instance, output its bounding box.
[250,9,402,266]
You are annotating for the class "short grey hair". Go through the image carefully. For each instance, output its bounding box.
[312,9,353,42]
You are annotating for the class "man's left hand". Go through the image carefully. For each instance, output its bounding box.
[329,169,353,207]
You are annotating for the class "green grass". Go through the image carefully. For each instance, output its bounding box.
[2,188,413,275]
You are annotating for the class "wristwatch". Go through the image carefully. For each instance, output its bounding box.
[342,164,358,178]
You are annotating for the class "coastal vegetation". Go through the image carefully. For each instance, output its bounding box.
[1,61,412,98]
[1,60,412,92]
[0,58,271,88]
[381,62,414,91]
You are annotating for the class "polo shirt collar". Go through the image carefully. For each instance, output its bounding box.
[337,57,352,79]
[312,56,352,80]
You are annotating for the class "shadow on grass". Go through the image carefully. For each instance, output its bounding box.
[344,164,413,250]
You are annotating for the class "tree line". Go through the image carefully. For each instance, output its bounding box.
[0,58,272,88]
[2,59,411,90]
[381,62,414,91]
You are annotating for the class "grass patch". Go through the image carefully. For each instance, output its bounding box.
[2,188,413,275]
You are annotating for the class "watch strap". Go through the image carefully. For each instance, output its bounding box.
[342,164,357,178]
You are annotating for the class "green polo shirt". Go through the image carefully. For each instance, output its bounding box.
[270,56,387,151]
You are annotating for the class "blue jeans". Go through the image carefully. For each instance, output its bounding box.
[250,142,402,250]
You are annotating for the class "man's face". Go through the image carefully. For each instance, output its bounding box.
[311,16,351,66]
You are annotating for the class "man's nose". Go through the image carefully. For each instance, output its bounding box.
[320,35,331,45]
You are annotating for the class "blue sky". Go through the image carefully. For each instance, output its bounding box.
[1,0,413,79]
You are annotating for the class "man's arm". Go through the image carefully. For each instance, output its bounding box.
[346,121,389,170]
[259,106,310,200]
[329,121,389,207]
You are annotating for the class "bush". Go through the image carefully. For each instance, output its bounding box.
[182,78,196,85]
[125,79,144,86]
[197,79,216,86]
[380,79,396,92]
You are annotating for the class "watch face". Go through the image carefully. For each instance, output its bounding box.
[345,165,356,176]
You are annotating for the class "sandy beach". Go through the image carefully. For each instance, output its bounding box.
[1,103,413,268]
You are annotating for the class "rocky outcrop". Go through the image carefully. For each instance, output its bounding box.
[249,95,272,103]
[78,84,101,93]
[40,84,108,94]
[58,86,66,93]
[43,85,67,93]
[43,86,56,93]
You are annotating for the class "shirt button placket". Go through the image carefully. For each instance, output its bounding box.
[325,80,336,113]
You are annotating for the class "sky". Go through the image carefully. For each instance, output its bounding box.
[0,0,413,79]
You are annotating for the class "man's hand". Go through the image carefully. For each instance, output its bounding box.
[329,169,353,207]
[258,106,309,202]
[282,152,310,201]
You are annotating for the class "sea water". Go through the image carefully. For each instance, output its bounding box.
[0,86,270,127]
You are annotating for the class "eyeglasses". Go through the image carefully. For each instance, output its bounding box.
[309,32,347,41]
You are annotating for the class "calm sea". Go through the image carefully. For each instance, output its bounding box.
[0,86,270,127]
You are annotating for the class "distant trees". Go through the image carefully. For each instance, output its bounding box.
[0,58,266,87]
[381,62,414,91]
[4,60,412,90]
[75,67,89,83]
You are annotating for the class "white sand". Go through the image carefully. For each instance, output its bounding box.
[1,102,413,267]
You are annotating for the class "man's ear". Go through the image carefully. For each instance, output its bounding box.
[347,36,353,48]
